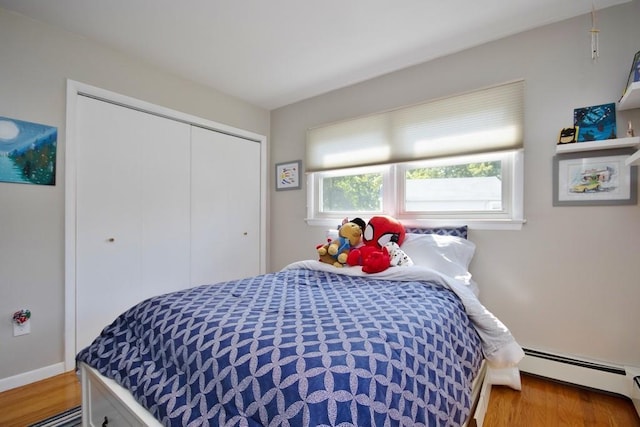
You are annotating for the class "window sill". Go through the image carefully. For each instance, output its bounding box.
[306,218,526,231]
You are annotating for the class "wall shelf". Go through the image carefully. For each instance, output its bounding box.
[555,136,640,154]
[626,149,640,166]
[555,136,640,166]
[617,80,640,164]
[619,81,640,111]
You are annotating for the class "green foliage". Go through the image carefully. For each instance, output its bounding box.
[406,161,501,179]
[323,173,382,211]
[10,141,57,185]
[321,161,501,212]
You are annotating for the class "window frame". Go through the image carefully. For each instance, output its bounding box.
[306,150,524,230]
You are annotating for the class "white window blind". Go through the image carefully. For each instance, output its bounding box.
[306,80,524,172]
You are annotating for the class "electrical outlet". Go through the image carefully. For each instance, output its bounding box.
[13,320,30,337]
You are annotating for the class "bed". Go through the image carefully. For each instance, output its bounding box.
[77,230,524,426]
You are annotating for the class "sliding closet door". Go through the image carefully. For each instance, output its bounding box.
[75,96,191,352]
[190,126,261,284]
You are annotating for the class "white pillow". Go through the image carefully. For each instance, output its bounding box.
[401,233,476,280]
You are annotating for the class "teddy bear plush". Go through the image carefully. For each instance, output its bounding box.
[317,217,365,267]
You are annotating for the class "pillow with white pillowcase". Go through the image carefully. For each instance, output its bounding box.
[401,233,476,283]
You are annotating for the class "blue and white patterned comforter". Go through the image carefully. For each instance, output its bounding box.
[77,263,515,426]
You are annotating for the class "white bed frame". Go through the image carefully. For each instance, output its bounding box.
[80,363,162,427]
[79,361,521,427]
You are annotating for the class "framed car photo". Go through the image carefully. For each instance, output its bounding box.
[553,148,637,206]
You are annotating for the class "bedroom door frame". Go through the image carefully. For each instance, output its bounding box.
[64,79,268,371]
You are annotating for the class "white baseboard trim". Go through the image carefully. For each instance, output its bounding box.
[520,348,640,418]
[0,362,66,393]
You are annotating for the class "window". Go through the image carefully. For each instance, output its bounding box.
[320,168,384,213]
[399,151,522,223]
[403,158,503,213]
[308,166,390,219]
[307,150,522,228]
[306,81,525,230]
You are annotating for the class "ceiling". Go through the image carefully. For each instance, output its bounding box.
[0,0,631,110]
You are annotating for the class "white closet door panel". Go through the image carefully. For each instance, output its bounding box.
[76,96,143,351]
[75,96,190,351]
[191,127,261,285]
[139,114,191,295]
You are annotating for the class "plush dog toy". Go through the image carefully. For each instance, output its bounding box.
[317,217,365,267]
[384,240,413,267]
[346,215,406,272]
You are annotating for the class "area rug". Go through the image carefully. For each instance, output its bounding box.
[28,406,81,427]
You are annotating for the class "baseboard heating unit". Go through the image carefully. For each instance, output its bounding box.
[519,348,640,417]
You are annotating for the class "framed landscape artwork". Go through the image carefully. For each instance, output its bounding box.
[0,116,57,185]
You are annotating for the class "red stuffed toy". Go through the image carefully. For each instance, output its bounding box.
[360,246,391,273]
[346,215,406,273]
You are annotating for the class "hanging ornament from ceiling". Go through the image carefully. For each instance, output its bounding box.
[590,4,600,61]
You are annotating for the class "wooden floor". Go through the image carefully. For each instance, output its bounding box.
[0,371,81,427]
[484,374,640,427]
[0,371,638,426]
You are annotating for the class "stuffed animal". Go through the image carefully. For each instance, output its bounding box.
[363,215,406,248]
[384,240,414,267]
[317,217,365,267]
[361,246,391,273]
[347,215,406,273]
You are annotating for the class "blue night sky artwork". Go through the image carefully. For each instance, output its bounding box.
[0,116,57,185]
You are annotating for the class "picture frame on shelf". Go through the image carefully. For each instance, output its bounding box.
[557,126,579,144]
[573,103,616,142]
[553,148,637,206]
[275,160,302,191]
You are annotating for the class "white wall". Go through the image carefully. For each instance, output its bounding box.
[270,2,640,368]
[0,8,269,382]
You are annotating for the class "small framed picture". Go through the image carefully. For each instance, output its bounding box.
[0,116,57,185]
[275,160,302,191]
[553,148,637,206]
[624,50,640,90]
[573,103,616,142]
[558,126,579,144]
